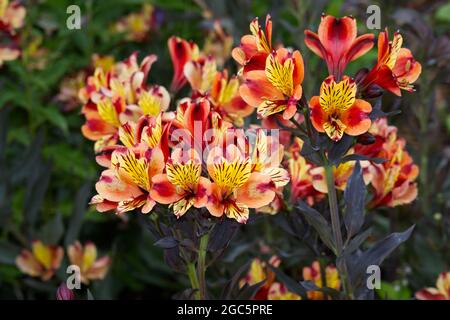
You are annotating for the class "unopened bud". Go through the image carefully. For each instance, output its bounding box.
[56,282,75,300]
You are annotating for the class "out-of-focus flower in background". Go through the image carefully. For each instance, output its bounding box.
[355,118,419,208]
[67,241,111,284]
[302,261,340,300]
[15,240,63,281]
[56,282,75,300]
[0,0,25,35]
[112,4,160,43]
[415,272,450,300]
[0,0,25,67]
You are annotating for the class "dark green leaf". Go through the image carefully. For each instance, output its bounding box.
[344,161,365,238]
[296,200,336,253]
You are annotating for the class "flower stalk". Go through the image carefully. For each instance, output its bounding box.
[324,162,353,299]
[197,232,209,300]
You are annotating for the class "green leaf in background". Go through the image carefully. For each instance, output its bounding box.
[377,280,411,300]
[435,2,450,23]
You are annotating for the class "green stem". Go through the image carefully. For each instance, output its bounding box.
[186,262,200,300]
[197,233,209,300]
[324,163,353,299]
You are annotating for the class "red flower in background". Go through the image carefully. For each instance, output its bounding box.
[416,272,450,300]
[361,29,422,96]
[168,36,199,92]
[304,15,374,79]
[232,14,272,74]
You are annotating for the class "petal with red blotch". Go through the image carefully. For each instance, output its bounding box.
[308,96,326,133]
[81,119,116,141]
[304,30,326,59]
[373,65,401,96]
[194,177,212,208]
[243,52,268,74]
[341,99,372,136]
[377,29,390,63]
[95,169,143,202]
[90,195,118,212]
[318,15,357,63]
[184,98,211,136]
[148,147,165,178]
[415,288,446,300]
[223,95,254,117]
[150,174,183,204]
[239,70,283,107]
[236,172,275,208]
[168,37,196,92]
[292,50,304,85]
[205,183,224,217]
[346,33,375,62]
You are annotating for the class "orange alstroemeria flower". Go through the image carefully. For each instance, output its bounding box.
[16,240,63,281]
[113,4,155,42]
[240,256,299,300]
[240,47,304,120]
[311,156,372,193]
[205,145,276,223]
[0,45,20,66]
[68,241,111,284]
[232,15,272,74]
[288,138,325,205]
[184,56,253,124]
[309,76,372,141]
[150,149,211,218]
[416,272,450,300]
[0,0,26,35]
[302,261,340,300]
[91,115,168,214]
[369,145,418,208]
[354,118,419,208]
[304,15,374,78]
[80,53,160,152]
[168,36,200,92]
[361,29,422,96]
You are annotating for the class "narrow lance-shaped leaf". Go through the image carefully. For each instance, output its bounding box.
[296,200,336,254]
[344,161,365,239]
[347,225,415,289]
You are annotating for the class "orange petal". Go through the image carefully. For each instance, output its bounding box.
[236,172,275,208]
[150,174,183,204]
[309,96,326,133]
[341,99,372,136]
[95,169,143,202]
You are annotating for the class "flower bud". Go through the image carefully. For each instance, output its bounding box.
[56,283,75,300]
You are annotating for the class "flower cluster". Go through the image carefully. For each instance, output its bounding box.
[0,0,25,67]
[83,38,288,223]
[284,118,418,209]
[233,15,304,120]
[16,240,110,284]
[240,258,339,300]
[355,118,419,208]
